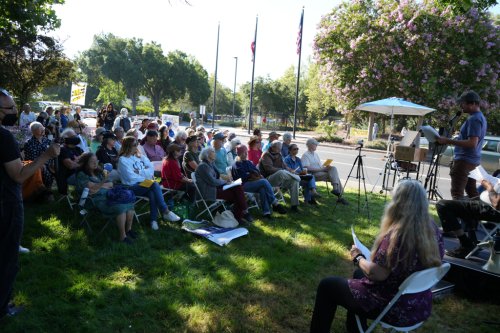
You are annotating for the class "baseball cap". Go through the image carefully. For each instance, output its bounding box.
[268,131,281,138]
[213,132,226,140]
[95,127,106,137]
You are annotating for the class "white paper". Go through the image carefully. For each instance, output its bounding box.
[468,166,499,186]
[223,178,242,190]
[351,226,371,261]
[420,125,440,143]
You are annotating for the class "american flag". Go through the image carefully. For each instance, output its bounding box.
[296,10,304,55]
[251,41,256,62]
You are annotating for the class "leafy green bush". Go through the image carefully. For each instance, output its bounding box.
[364,139,387,151]
[218,121,244,128]
[317,135,344,143]
[317,120,339,140]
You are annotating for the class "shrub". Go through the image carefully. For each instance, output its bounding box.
[317,120,339,140]
[364,139,388,151]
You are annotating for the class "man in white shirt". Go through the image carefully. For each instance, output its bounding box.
[19,104,36,128]
[301,138,348,205]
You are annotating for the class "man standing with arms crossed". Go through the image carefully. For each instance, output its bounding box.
[0,89,60,319]
[436,90,487,200]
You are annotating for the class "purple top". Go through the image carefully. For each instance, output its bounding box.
[142,142,165,162]
[348,222,444,327]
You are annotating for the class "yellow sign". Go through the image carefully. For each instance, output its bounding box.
[70,82,87,105]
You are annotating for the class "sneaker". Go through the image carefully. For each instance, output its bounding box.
[445,245,474,259]
[163,211,181,222]
[126,230,138,239]
[151,221,159,230]
[337,197,349,206]
[273,204,287,214]
[122,237,133,245]
[19,246,30,254]
[242,212,254,223]
[290,205,299,213]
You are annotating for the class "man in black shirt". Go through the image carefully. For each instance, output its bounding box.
[0,88,60,319]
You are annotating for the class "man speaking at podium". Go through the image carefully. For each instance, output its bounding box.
[436,91,487,200]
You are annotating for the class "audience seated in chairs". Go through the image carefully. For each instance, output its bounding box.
[96,131,120,182]
[24,121,55,194]
[90,127,106,153]
[284,143,320,205]
[158,125,172,153]
[75,152,136,244]
[183,135,200,177]
[302,138,348,205]
[225,137,241,167]
[247,135,262,166]
[161,144,195,199]
[117,137,180,231]
[259,140,301,212]
[173,130,188,164]
[142,130,166,162]
[436,179,500,258]
[113,126,125,152]
[68,120,89,153]
[281,132,292,157]
[212,132,231,177]
[195,147,253,224]
[310,180,444,333]
[232,145,287,218]
[57,128,84,195]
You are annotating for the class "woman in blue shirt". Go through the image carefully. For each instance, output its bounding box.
[284,144,319,205]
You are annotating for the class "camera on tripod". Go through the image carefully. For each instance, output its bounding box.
[356,139,364,149]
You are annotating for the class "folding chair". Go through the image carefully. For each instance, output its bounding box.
[465,220,500,259]
[56,174,78,210]
[191,172,226,222]
[76,188,113,235]
[355,263,451,333]
[226,166,260,211]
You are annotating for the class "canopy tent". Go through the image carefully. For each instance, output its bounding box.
[356,97,436,141]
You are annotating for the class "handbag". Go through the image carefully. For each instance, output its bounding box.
[213,210,239,228]
[106,185,136,205]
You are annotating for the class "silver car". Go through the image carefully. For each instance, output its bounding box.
[439,135,500,173]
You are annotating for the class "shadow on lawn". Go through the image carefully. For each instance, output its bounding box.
[3,186,389,332]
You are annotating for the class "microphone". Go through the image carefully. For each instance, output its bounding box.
[449,111,462,127]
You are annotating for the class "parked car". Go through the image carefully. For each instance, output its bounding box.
[30,101,65,113]
[80,108,97,118]
[439,135,500,173]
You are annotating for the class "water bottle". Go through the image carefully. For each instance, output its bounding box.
[79,188,89,207]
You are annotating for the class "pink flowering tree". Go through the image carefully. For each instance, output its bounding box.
[313,0,499,133]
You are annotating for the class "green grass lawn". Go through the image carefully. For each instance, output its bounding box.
[2,186,499,332]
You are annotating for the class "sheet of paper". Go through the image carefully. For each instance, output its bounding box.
[322,159,333,167]
[420,125,440,143]
[223,178,242,190]
[351,226,371,261]
[469,166,499,185]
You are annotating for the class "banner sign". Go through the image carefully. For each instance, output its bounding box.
[70,82,87,105]
[199,105,206,115]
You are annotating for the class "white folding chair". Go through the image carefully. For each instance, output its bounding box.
[465,220,500,259]
[356,263,451,333]
[191,172,226,222]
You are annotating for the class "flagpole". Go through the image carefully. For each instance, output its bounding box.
[248,16,258,135]
[292,7,304,139]
[212,22,220,129]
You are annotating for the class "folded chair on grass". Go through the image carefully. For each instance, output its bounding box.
[356,262,451,333]
[191,172,227,222]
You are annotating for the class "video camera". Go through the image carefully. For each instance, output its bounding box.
[356,139,364,149]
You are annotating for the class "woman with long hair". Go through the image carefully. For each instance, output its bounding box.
[161,144,195,199]
[310,180,443,333]
[75,152,136,244]
[158,125,172,152]
[117,137,180,230]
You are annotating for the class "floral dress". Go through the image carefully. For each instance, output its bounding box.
[24,136,54,188]
[348,223,444,326]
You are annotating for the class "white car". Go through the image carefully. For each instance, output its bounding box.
[80,108,97,118]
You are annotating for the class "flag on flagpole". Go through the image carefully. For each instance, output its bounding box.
[296,10,304,54]
[251,41,256,62]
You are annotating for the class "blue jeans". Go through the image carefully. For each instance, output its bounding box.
[300,176,316,201]
[243,179,276,214]
[130,182,167,222]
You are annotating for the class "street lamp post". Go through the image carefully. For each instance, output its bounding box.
[232,56,238,124]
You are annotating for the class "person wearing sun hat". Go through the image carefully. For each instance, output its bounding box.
[247,135,262,166]
[262,131,281,152]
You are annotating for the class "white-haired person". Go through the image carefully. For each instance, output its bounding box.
[113,107,132,132]
[302,138,348,205]
[173,130,188,164]
[24,121,55,191]
[284,143,320,205]
[258,140,301,212]
[232,145,287,218]
[195,147,253,224]
[310,180,444,332]
[281,132,292,157]
[118,136,180,230]
[226,137,241,166]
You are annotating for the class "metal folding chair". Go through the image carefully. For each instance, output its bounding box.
[465,220,500,259]
[191,172,226,222]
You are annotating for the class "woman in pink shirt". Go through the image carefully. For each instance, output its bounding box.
[142,130,165,162]
[247,135,262,166]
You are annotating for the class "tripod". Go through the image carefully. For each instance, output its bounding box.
[371,138,401,198]
[335,143,370,219]
[424,143,445,201]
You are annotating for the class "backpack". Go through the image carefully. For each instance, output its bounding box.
[119,117,131,132]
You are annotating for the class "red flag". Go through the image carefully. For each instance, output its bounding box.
[296,11,304,55]
[251,41,256,62]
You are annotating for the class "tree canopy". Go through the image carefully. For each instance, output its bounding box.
[314,0,499,133]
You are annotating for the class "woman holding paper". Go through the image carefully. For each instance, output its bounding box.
[118,137,180,231]
[310,180,443,332]
[195,146,253,224]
